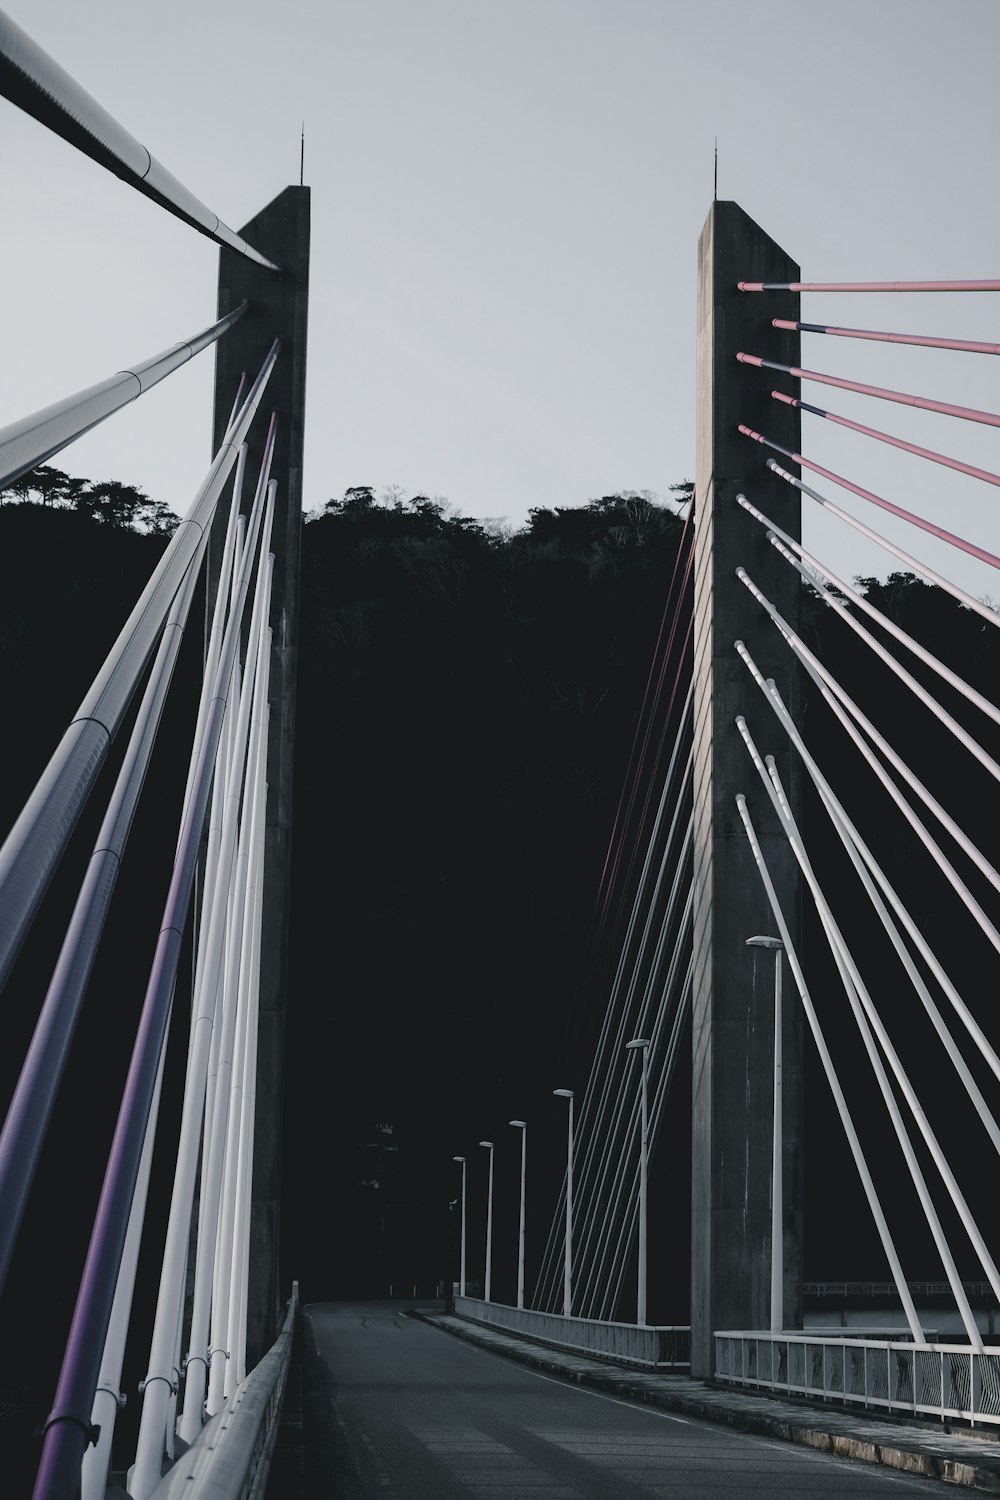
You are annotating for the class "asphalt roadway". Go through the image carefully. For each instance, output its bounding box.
[299,1302,962,1498]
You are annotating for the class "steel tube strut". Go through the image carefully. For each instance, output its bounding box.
[0,341,278,1000]
[772,318,1000,358]
[0,301,248,491]
[0,10,280,270]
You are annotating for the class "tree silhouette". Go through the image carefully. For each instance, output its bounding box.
[0,466,177,534]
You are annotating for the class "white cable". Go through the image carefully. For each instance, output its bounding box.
[738,492,1000,733]
[580,879,693,1319]
[766,458,1000,633]
[535,691,693,1310]
[739,717,986,1347]
[208,643,271,1414]
[738,569,1000,958]
[573,809,693,1316]
[180,532,276,1442]
[736,640,1000,1099]
[763,529,1000,786]
[130,430,276,1500]
[734,793,924,1343]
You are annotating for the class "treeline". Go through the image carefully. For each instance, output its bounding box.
[289,484,693,1296]
[1,464,178,533]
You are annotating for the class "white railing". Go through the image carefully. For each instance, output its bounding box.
[455,1296,689,1369]
[715,1330,1000,1426]
[148,1284,298,1499]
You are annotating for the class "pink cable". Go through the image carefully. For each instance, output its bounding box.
[738,351,1000,429]
[739,279,1000,293]
[738,423,1000,572]
[772,318,1000,358]
[771,389,1000,490]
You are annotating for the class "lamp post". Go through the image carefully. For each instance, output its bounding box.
[553,1089,574,1316]
[624,1038,650,1327]
[451,1156,466,1299]
[479,1141,494,1303]
[747,934,785,1333]
[509,1120,527,1309]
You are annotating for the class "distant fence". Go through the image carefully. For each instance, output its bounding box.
[454,1296,689,1369]
[716,1330,1000,1427]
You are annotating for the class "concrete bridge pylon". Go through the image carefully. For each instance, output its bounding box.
[691,201,804,1377]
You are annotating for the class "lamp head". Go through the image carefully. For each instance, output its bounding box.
[452,1155,465,1164]
[479,1140,493,1149]
[746,935,783,950]
[625,1038,650,1050]
[553,1088,573,1099]
[509,1119,526,1128]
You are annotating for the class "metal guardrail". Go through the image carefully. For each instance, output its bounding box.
[803,1282,998,1301]
[716,1330,1000,1427]
[148,1283,298,1499]
[455,1296,690,1369]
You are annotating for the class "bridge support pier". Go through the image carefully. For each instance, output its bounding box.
[212,185,310,1368]
[690,201,803,1377]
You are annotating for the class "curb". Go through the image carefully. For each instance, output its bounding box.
[412,1311,1000,1494]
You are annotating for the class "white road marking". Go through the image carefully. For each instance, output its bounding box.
[514,1362,690,1423]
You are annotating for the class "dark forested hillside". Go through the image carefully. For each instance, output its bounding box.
[286,489,689,1297]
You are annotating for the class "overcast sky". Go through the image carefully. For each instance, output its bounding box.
[3,0,1000,602]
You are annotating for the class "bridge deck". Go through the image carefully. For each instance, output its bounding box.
[284,1301,982,1497]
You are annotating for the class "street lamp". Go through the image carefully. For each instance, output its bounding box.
[509,1120,527,1309]
[479,1141,494,1303]
[624,1038,650,1327]
[747,934,785,1333]
[553,1090,574,1316]
[452,1156,466,1298]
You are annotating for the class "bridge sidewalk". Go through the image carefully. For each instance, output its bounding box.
[414,1310,1000,1494]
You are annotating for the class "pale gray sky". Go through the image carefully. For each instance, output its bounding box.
[3,0,1000,600]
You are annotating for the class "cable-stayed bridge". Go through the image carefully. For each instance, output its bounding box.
[2,8,1000,1497]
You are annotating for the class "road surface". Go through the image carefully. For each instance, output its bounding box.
[299,1301,959,1498]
